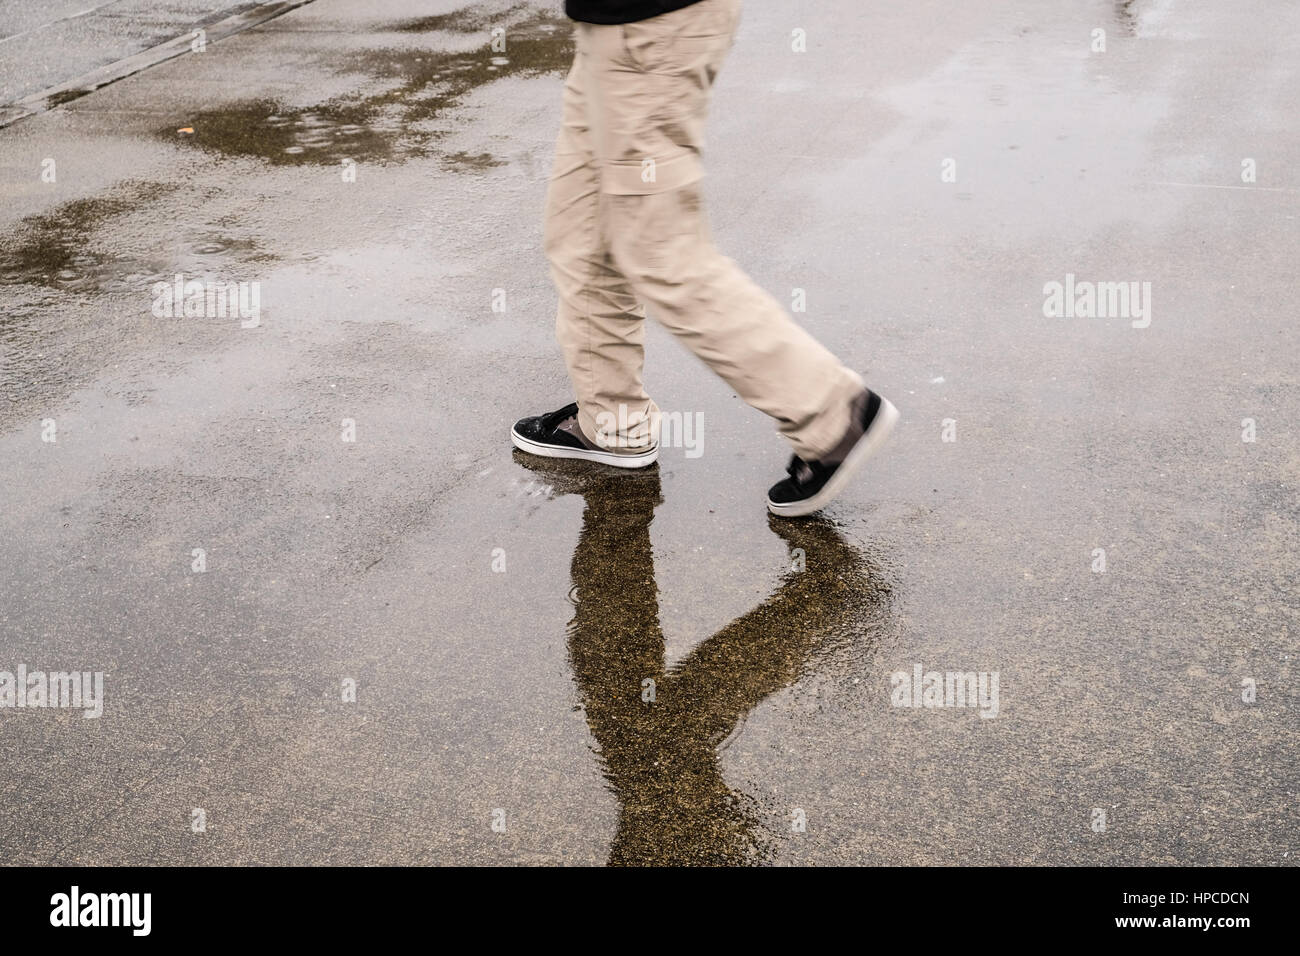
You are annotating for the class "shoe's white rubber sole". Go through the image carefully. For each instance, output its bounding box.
[511,427,659,469]
[767,397,899,517]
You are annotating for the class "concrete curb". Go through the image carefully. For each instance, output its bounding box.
[0,0,316,130]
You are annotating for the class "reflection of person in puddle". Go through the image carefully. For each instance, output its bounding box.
[516,452,892,865]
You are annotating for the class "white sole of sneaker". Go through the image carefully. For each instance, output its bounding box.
[511,427,659,469]
[766,397,899,517]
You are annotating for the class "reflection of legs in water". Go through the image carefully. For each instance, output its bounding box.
[512,452,893,865]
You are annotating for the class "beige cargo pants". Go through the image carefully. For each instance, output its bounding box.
[543,0,864,459]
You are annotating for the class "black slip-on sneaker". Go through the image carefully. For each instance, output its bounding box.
[766,388,898,517]
[510,402,659,469]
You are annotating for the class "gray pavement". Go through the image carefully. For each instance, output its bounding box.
[0,1,279,104]
[0,0,1296,865]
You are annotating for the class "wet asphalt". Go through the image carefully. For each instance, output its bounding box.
[0,1,285,107]
[0,0,1296,865]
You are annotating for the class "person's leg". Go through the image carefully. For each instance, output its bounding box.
[542,30,660,454]
[583,0,866,462]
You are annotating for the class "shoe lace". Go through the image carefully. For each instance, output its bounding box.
[541,403,579,431]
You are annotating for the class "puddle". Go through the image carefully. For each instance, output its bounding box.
[1114,0,1138,37]
[0,183,172,292]
[168,9,573,167]
[389,2,534,34]
[442,150,506,170]
[0,181,273,294]
[512,455,894,864]
[45,89,87,109]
